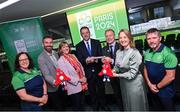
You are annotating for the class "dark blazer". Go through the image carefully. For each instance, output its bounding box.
[102,42,124,110]
[102,42,120,65]
[76,39,102,79]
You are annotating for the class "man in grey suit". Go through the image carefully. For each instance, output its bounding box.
[38,36,64,110]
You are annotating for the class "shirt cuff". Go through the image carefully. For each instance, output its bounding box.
[111,59,114,65]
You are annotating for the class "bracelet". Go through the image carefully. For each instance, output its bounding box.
[43,94,48,96]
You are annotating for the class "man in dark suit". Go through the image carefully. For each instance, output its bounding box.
[38,36,65,110]
[102,29,123,110]
[76,26,108,111]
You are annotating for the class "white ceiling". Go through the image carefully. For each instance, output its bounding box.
[0,0,99,23]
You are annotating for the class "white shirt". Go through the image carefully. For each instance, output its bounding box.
[109,41,116,54]
[84,39,91,50]
[108,41,116,64]
[46,50,58,68]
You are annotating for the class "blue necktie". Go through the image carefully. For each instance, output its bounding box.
[86,42,91,56]
[109,45,113,58]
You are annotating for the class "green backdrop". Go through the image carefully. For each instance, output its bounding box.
[0,17,45,73]
[67,0,129,46]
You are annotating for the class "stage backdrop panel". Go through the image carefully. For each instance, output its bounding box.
[0,17,45,73]
[67,0,129,46]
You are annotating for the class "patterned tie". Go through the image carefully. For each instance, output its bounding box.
[86,41,91,56]
[109,45,113,58]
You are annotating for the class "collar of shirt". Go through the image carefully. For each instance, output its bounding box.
[109,41,116,49]
[45,50,58,67]
[84,39,91,48]
[18,68,29,74]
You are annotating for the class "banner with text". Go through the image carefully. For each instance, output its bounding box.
[0,17,45,73]
[67,0,129,45]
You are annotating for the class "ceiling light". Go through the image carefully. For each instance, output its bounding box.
[0,0,21,10]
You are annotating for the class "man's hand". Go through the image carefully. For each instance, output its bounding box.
[102,56,112,63]
[149,83,159,93]
[86,57,95,64]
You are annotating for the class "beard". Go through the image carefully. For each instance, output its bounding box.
[44,46,53,53]
[149,42,161,51]
[149,43,158,49]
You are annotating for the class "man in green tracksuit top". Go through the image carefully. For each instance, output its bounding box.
[143,28,178,111]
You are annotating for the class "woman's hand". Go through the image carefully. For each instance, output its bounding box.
[43,94,48,103]
[79,77,87,83]
[148,83,159,93]
[38,95,48,106]
[112,72,119,77]
[38,102,44,106]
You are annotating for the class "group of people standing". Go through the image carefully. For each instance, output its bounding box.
[11,26,178,111]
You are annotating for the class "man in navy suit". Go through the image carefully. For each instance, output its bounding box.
[102,29,123,110]
[76,26,109,111]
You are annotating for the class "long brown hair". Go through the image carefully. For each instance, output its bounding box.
[118,29,135,50]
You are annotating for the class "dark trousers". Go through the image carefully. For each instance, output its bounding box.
[21,101,42,111]
[44,88,67,111]
[110,77,123,110]
[148,92,175,111]
[70,91,85,111]
[87,75,107,110]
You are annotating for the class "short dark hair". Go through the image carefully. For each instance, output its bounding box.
[80,26,90,33]
[14,52,34,71]
[145,28,161,38]
[42,35,53,43]
[105,29,115,35]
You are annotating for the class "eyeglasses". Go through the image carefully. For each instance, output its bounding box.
[19,58,29,62]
